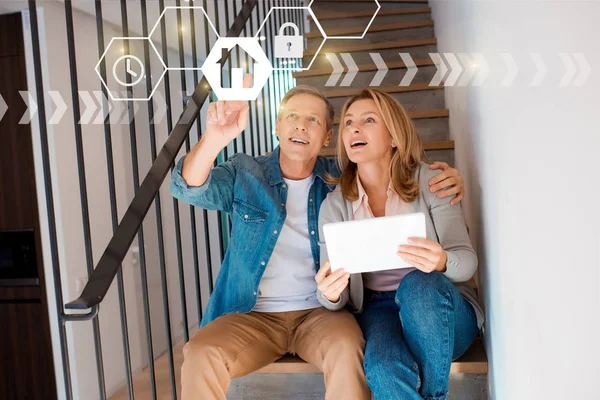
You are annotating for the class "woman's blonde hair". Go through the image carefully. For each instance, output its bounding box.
[329,89,422,203]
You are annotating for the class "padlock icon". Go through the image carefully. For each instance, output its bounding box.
[274,22,304,59]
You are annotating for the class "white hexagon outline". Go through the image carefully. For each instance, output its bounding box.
[308,0,381,40]
[149,6,219,71]
[254,6,326,72]
[95,37,167,102]
[201,37,273,101]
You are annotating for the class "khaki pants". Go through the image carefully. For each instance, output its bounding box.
[181,307,371,400]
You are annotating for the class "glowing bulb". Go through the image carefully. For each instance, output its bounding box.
[259,36,266,41]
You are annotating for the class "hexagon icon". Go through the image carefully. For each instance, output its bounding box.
[148,6,219,71]
[308,0,381,39]
[255,6,326,71]
[201,38,273,101]
[95,37,167,102]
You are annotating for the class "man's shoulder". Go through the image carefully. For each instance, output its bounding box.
[226,152,270,178]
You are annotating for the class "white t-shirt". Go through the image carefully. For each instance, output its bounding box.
[253,174,322,312]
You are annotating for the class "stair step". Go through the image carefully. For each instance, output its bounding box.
[308,6,431,20]
[258,338,486,374]
[305,20,434,39]
[295,64,438,89]
[324,82,441,98]
[310,10,431,31]
[333,108,449,124]
[304,44,438,70]
[308,27,434,52]
[295,58,435,78]
[320,140,454,157]
[423,148,455,167]
[304,37,436,57]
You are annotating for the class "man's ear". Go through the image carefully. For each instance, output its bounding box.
[275,119,280,138]
[323,128,334,147]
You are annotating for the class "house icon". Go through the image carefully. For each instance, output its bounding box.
[217,45,257,90]
[201,37,273,101]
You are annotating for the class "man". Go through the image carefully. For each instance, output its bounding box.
[170,75,465,399]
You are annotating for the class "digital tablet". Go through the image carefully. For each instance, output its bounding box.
[322,212,427,274]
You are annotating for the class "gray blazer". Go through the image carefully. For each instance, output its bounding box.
[316,162,484,328]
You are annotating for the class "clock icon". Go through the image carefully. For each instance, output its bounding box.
[113,55,145,87]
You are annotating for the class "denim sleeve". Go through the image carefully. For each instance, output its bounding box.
[170,155,236,213]
[317,193,349,311]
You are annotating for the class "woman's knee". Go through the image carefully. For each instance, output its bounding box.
[396,270,453,311]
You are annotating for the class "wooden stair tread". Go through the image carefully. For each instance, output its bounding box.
[332,109,449,124]
[258,338,487,374]
[308,6,431,20]
[305,20,433,38]
[320,140,454,157]
[294,58,436,78]
[323,83,442,98]
[304,37,437,57]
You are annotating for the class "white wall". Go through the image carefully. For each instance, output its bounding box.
[429,1,600,399]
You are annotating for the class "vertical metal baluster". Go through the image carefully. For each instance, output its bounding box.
[248,2,262,157]
[119,1,157,398]
[142,2,178,398]
[203,0,216,294]
[260,1,271,155]
[267,0,279,152]
[223,0,234,234]
[63,2,107,398]
[286,1,294,92]
[297,0,305,72]
[189,0,206,329]
[212,0,228,163]
[212,0,227,268]
[93,1,134,398]
[232,0,248,155]
[157,2,193,347]
[27,2,74,398]
[280,0,289,94]
[173,0,193,350]
[223,0,237,155]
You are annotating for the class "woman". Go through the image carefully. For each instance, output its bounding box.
[315,89,484,400]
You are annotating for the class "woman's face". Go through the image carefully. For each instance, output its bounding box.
[341,99,395,165]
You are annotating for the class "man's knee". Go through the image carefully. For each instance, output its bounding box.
[183,335,224,368]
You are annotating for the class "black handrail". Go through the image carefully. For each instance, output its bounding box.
[66,0,259,310]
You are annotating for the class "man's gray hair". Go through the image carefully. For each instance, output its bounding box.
[277,85,335,131]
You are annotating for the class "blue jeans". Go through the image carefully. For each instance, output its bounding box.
[357,270,479,400]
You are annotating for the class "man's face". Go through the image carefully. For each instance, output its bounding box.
[276,93,333,162]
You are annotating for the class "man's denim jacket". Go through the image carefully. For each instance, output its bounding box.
[170,146,339,327]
